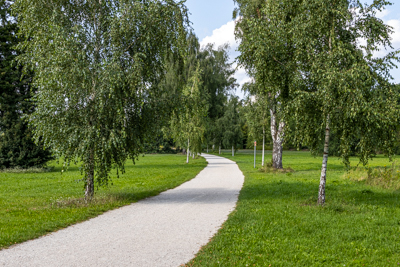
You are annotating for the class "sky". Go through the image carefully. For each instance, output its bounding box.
[185,0,400,98]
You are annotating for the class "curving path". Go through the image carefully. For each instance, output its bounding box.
[0,154,244,267]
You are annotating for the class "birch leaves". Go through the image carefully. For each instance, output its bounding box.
[14,0,189,198]
[236,0,399,204]
[169,65,208,162]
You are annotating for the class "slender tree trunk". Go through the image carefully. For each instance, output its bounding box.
[318,115,330,205]
[186,138,190,163]
[262,126,265,167]
[270,109,284,169]
[85,150,95,201]
[193,152,195,159]
[232,145,234,156]
[219,145,221,155]
[207,145,208,153]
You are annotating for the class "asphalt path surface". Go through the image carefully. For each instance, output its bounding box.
[0,154,244,267]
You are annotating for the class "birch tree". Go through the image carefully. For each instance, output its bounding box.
[13,0,189,199]
[287,0,399,205]
[242,87,270,166]
[168,65,208,163]
[234,0,299,169]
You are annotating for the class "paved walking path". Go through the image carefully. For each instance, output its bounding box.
[0,154,244,267]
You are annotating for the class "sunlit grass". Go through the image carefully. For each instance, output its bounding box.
[0,154,207,249]
[187,150,400,266]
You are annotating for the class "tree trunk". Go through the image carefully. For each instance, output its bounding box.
[232,145,234,156]
[193,152,195,159]
[219,145,221,155]
[207,145,208,153]
[270,109,284,169]
[262,126,265,167]
[186,138,189,163]
[85,150,95,201]
[318,115,330,205]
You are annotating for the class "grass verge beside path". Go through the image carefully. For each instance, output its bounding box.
[187,151,400,266]
[0,154,207,250]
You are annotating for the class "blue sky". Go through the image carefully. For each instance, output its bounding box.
[185,0,400,97]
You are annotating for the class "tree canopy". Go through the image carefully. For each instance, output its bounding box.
[13,0,189,198]
[0,0,53,169]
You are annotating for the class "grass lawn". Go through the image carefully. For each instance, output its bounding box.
[0,154,207,250]
[187,150,400,266]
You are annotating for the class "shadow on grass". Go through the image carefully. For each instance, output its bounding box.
[240,180,400,209]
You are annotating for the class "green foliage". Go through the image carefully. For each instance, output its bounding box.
[242,91,270,144]
[187,151,400,266]
[285,0,399,167]
[235,0,399,167]
[219,97,243,151]
[0,154,207,249]
[163,33,236,154]
[168,64,208,155]
[346,161,400,190]
[13,0,189,195]
[0,0,53,169]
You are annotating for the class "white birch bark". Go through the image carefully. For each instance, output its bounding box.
[232,146,234,156]
[219,145,221,155]
[186,138,189,164]
[318,115,330,205]
[270,109,284,169]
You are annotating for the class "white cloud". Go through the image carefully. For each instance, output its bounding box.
[200,20,238,50]
[387,19,400,45]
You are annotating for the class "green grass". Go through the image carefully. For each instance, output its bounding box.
[0,154,207,250]
[188,150,400,266]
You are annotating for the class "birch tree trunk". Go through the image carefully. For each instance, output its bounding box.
[207,145,208,153]
[262,126,265,167]
[219,145,221,155]
[232,145,234,156]
[85,150,95,200]
[186,138,190,163]
[318,115,330,205]
[270,109,284,169]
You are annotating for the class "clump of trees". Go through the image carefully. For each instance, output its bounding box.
[5,0,400,207]
[235,0,399,205]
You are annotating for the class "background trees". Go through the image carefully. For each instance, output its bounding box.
[220,96,243,156]
[0,0,52,169]
[14,0,189,199]
[242,90,270,166]
[235,0,399,204]
[234,0,299,169]
[168,65,208,163]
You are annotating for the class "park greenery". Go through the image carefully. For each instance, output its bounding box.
[0,154,207,249]
[1,0,400,255]
[0,0,53,169]
[186,150,400,266]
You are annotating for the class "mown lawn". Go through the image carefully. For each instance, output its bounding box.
[188,150,400,266]
[0,154,207,250]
